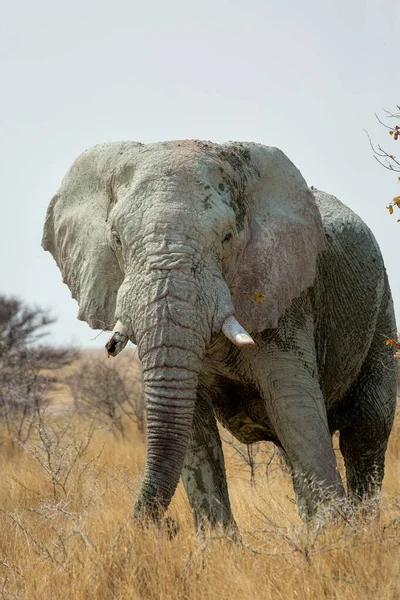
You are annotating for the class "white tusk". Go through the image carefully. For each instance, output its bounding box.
[222,315,256,347]
[113,319,127,336]
[105,320,129,357]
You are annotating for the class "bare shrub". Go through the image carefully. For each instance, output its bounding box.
[0,296,76,444]
[222,433,283,488]
[67,358,145,436]
[32,411,98,501]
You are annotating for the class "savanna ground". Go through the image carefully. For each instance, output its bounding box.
[0,349,399,600]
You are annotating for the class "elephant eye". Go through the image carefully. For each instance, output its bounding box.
[112,232,122,248]
[222,232,233,244]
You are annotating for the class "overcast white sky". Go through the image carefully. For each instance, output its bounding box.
[1,0,399,348]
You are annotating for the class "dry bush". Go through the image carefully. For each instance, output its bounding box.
[67,354,145,437]
[0,296,76,445]
[0,397,398,599]
[222,433,282,488]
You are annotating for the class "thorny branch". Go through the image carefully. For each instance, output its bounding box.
[366,105,400,218]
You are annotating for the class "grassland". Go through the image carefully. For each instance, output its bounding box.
[0,351,399,599]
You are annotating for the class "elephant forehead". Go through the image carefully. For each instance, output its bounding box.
[113,172,235,224]
[135,142,253,224]
[106,141,241,231]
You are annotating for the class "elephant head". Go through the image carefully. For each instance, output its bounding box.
[42,140,325,518]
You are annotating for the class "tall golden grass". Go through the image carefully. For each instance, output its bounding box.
[0,353,398,599]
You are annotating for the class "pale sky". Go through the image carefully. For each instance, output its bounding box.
[1,0,399,348]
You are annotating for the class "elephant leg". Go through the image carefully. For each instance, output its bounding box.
[339,329,397,504]
[259,356,345,518]
[249,305,346,518]
[280,450,316,519]
[181,391,238,536]
[340,426,388,505]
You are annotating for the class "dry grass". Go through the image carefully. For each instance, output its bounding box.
[0,355,399,599]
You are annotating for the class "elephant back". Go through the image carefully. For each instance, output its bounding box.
[310,189,394,405]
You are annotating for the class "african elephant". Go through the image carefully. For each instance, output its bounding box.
[42,140,397,532]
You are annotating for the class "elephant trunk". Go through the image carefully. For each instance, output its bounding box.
[134,345,201,517]
[129,268,208,518]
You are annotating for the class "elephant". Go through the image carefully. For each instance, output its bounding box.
[42,140,397,533]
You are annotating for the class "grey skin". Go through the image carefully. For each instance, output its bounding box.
[42,140,397,532]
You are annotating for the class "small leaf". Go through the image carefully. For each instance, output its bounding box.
[254,292,265,303]
[389,205,394,214]
[386,339,394,346]
[390,131,394,135]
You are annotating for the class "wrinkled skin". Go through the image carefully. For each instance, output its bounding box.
[42,140,397,533]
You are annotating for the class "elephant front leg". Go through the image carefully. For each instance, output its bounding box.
[182,391,238,538]
[265,372,345,518]
[250,308,347,519]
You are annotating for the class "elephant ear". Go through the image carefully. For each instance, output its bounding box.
[225,142,326,332]
[42,141,143,330]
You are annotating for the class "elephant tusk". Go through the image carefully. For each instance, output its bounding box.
[105,320,129,357]
[222,315,256,347]
[113,319,127,336]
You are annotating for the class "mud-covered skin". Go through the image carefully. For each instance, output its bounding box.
[43,140,397,532]
[185,191,397,523]
[202,191,396,440]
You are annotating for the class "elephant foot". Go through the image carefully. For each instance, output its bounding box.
[196,518,242,543]
[302,495,354,529]
[348,493,381,522]
[222,521,242,543]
